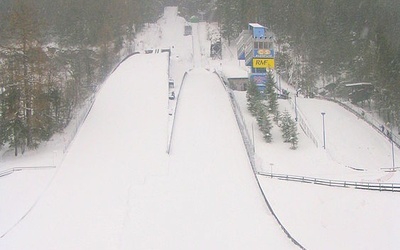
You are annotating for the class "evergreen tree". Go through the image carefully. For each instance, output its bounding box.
[255,101,265,127]
[280,110,292,143]
[1,0,46,153]
[288,119,299,149]
[1,80,25,156]
[265,71,278,114]
[254,102,273,143]
[0,84,5,149]
[215,0,241,45]
[260,111,273,143]
[280,110,299,149]
[0,0,166,155]
[247,80,261,116]
[273,110,281,123]
[230,0,400,123]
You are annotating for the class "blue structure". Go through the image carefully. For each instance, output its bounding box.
[236,23,275,89]
[248,23,266,38]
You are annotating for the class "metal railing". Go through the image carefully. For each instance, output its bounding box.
[0,166,56,178]
[228,89,256,169]
[167,71,189,154]
[213,72,256,169]
[214,72,306,249]
[322,96,400,149]
[288,96,319,148]
[258,171,400,192]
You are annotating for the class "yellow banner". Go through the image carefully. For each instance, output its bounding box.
[253,58,275,69]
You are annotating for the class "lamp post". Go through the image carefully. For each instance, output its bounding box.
[390,112,395,171]
[252,123,255,153]
[294,94,298,122]
[278,74,281,93]
[321,112,326,149]
[295,88,301,122]
[198,11,205,22]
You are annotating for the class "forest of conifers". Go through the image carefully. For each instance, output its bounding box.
[0,0,399,155]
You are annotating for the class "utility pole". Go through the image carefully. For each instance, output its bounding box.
[321,112,326,149]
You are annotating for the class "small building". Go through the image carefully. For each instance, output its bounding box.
[345,82,373,104]
[227,77,249,91]
[184,25,192,36]
[210,40,221,59]
[236,23,274,67]
[222,65,249,91]
[235,23,275,88]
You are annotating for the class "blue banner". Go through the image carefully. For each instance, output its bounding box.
[238,52,245,60]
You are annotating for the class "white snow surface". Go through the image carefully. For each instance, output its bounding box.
[1,6,400,250]
[1,51,170,249]
[121,68,294,249]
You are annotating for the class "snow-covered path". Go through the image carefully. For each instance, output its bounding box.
[192,24,203,68]
[296,97,400,174]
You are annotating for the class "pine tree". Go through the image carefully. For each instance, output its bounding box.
[280,110,292,143]
[260,111,273,143]
[0,0,166,155]
[247,80,261,116]
[0,88,5,149]
[1,81,25,156]
[273,110,281,123]
[288,119,299,149]
[6,0,46,150]
[280,110,299,149]
[255,101,264,126]
[215,0,242,45]
[255,102,273,143]
[265,72,279,114]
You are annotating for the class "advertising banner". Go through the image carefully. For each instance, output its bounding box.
[253,58,275,69]
[250,73,267,84]
[254,49,274,58]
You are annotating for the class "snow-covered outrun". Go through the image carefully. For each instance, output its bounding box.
[1,6,400,250]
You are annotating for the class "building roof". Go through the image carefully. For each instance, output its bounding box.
[222,65,249,79]
[249,23,264,28]
[345,82,372,87]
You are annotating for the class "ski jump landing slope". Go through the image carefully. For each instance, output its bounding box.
[123,68,295,249]
[2,53,295,249]
[1,53,170,249]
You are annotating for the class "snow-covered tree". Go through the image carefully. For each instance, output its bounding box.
[288,119,299,149]
[280,110,298,149]
[280,110,291,142]
[254,102,273,143]
[289,130,299,149]
[273,110,281,123]
[247,80,261,116]
[265,72,278,115]
[260,111,273,143]
[215,0,241,45]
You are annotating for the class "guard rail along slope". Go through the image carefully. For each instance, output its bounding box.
[258,171,400,192]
